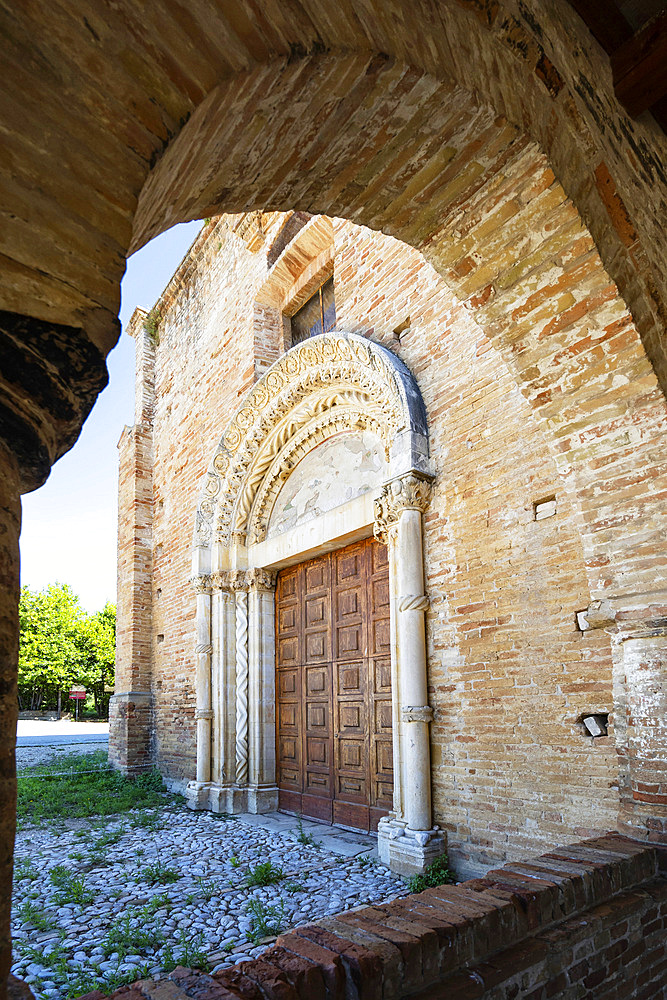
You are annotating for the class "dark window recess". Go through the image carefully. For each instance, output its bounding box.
[291,277,336,345]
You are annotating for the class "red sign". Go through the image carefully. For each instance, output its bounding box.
[69,691,86,700]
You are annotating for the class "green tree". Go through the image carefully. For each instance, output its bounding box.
[77,602,116,717]
[18,585,116,716]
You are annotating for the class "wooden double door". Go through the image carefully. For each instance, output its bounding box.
[276,538,393,832]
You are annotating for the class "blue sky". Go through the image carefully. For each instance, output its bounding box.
[19,220,203,612]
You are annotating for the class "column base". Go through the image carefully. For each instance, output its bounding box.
[185,781,213,810]
[109,691,154,775]
[186,782,279,815]
[378,815,447,876]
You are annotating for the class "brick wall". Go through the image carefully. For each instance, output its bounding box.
[114,211,665,872]
[76,834,667,1000]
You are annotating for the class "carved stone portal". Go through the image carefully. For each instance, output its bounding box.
[187,332,444,873]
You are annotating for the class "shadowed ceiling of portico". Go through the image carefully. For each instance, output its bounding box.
[1,0,666,484]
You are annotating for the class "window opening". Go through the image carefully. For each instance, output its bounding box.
[290,277,336,345]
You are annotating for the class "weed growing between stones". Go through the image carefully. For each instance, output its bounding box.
[48,867,94,906]
[295,815,320,849]
[244,860,284,887]
[138,860,180,886]
[246,899,286,944]
[405,855,453,893]
[284,881,305,894]
[13,858,39,881]
[16,900,57,932]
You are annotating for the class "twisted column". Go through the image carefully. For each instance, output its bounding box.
[234,586,249,786]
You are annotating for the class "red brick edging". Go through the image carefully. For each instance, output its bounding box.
[30,833,667,1000]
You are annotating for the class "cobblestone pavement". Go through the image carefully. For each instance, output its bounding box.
[12,806,408,999]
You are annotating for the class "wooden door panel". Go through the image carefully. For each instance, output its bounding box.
[336,660,364,696]
[371,618,391,655]
[277,537,392,832]
[277,635,300,665]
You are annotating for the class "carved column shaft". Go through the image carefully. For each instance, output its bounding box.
[235,588,249,786]
[396,507,432,833]
[248,570,277,805]
[193,578,213,785]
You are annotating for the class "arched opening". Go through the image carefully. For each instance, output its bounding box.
[181,331,439,873]
[3,4,667,987]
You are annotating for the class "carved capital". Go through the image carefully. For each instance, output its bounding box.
[246,567,277,592]
[374,473,432,541]
[401,705,434,724]
[190,574,212,595]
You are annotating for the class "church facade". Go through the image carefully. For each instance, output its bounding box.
[110,211,658,877]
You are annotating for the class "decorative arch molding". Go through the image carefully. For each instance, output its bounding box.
[194,331,430,551]
[188,331,443,874]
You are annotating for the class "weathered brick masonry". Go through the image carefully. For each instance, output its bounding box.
[75,834,667,1000]
[112,210,666,876]
[3,2,667,995]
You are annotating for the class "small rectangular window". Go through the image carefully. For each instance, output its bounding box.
[290,277,336,346]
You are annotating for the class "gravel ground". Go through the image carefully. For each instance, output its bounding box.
[16,742,109,770]
[12,806,408,999]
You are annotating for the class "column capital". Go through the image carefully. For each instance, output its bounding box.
[209,570,253,592]
[246,568,277,592]
[374,472,433,543]
[190,574,213,595]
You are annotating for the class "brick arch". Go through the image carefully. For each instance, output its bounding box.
[136,48,666,843]
[134,52,665,608]
[2,3,667,986]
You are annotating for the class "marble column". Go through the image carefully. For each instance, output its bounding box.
[374,473,445,875]
[247,569,279,813]
[186,574,213,809]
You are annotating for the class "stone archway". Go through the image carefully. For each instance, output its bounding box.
[187,331,444,873]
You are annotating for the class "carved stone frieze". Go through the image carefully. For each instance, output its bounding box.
[193,332,427,547]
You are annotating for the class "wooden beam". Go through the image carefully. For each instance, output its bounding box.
[612,12,667,116]
[567,0,634,53]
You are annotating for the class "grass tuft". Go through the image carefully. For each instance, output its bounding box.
[244,859,284,887]
[17,752,172,826]
[405,855,454,894]
[246,898,285,943]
